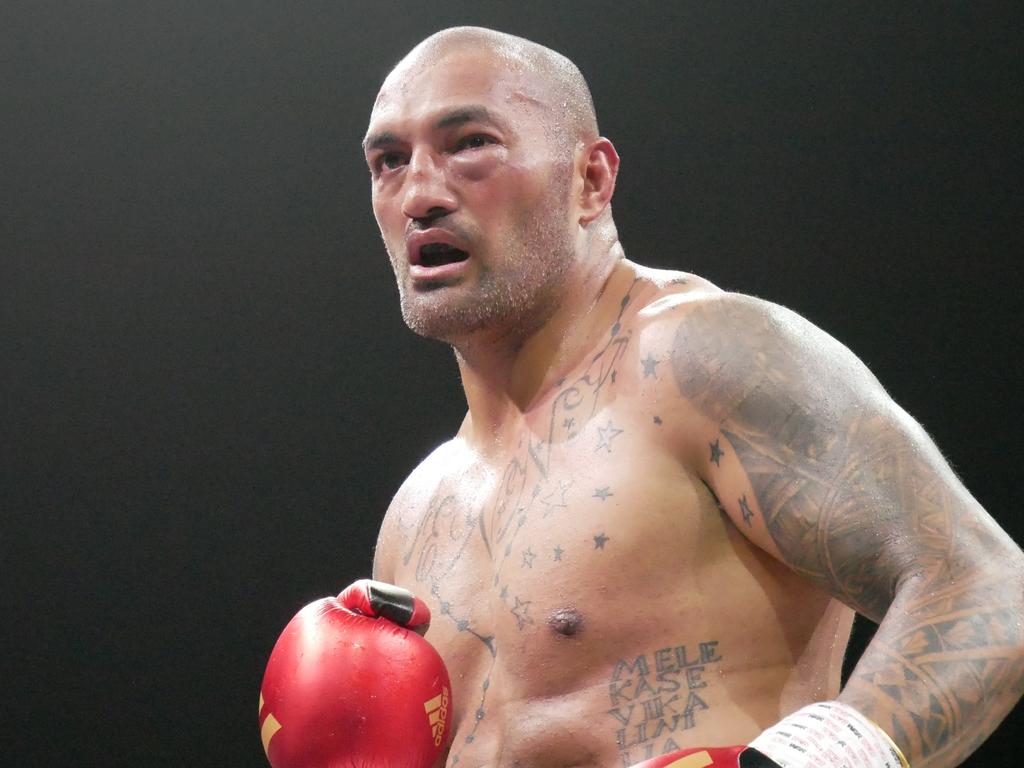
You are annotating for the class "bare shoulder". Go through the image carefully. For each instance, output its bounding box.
[629,284,888,441]
[630,263,721,309]
[372,436,471,582]
[661,289,887,422]
[628,265,856,379]
[639,288,1017,617]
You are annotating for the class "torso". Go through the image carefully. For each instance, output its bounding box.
[375,268,854,768]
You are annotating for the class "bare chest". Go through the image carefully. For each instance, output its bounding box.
[389,396,772,766]
[392,388,726,677]
[378,280,851,765]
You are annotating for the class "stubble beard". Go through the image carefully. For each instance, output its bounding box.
[390,183,575,347]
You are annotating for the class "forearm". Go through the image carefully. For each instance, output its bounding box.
[838,566,1024,768]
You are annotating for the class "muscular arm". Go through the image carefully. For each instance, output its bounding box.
[669,293,1024,768]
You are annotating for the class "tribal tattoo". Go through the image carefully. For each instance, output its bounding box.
[671,295,1024,767]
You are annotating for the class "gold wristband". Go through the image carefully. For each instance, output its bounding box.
[862,714,911,768]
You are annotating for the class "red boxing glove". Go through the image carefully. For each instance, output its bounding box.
[629,745,778,768]
[259,579,452,768]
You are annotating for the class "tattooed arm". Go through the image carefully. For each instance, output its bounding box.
[669,292,1024,768]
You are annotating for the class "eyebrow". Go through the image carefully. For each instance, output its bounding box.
[362,105,508,153]
[362,130,400,153]
[436,105,503,131]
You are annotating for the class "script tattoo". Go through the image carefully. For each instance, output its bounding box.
[402,485,479,585]
[671,296,1024,766]
[541,280,638,450]
[479,280,641,581]
[609,641,724,766]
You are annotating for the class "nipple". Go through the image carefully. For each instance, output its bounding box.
[547,607,585,637]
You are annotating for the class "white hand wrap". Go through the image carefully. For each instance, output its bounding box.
[747,701,909,768]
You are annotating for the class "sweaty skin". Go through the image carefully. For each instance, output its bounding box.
[366,26,1024,768]
[375,267,855,767]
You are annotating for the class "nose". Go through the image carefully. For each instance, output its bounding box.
[401,148,457,224]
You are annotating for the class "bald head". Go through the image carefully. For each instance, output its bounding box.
[364,27,621,345]
[377,26,599,149]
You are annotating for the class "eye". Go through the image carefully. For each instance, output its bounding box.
[373,151,408,174]
[454,134,496,152]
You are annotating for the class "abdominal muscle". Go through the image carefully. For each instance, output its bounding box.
[439,593,853,768]
[446,667,783,768]
[418,506,855,768]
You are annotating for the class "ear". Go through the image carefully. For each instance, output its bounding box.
[576,137,620,225]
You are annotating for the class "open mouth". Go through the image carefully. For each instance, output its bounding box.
[418,243,470,268]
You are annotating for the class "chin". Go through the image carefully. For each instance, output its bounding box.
[395,252,573,346]
[399,291,520,345]
[401,307,487,344]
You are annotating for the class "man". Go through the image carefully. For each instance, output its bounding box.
[262,26,1023,768]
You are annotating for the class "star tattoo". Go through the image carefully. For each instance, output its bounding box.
[511,596,533,629]
[709,438,724,467]
[593,533,610,549]
[641,353,660,378]
[595,420,624,453]
[540,479,572,517]
[593,486,613,501]
[522,547,537,568]
[739,494,754,526]
[553,545,564,561]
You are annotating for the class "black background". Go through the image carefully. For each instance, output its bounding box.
[3,2,1021,765]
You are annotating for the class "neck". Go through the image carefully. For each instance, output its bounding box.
[454,243,633,451]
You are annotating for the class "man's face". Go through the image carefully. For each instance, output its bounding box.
[363,49,578,343]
